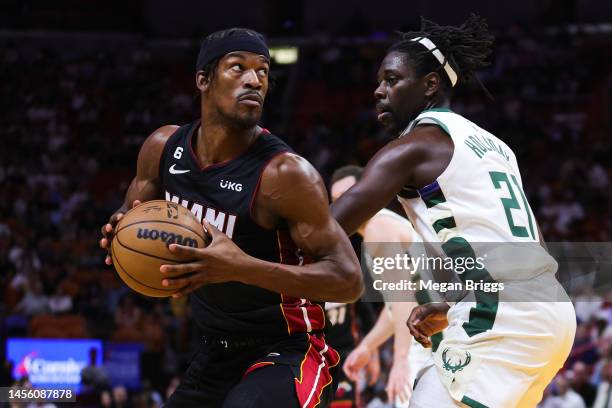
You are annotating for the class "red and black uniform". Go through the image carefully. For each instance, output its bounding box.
[162,121,339,407]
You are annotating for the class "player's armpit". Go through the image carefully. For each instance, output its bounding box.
[248,153,363,302]
[128,125,178,206]
[115,125,179,213]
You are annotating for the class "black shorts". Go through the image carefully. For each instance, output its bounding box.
[166,333,340,408]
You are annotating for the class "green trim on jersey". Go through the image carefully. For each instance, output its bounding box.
[423,189,447,208]
[442,237,499,337]
[431,332,443,353]
[432,216,457,233]
[461,395,489,408]
[415,116,451,137]
[511,174,536,240]
[421,107,453,113]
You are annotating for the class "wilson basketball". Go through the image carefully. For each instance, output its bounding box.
[111,200,207,297]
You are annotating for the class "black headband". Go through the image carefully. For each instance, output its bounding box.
[196,33,270,71]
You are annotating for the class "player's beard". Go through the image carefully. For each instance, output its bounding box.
[219,105,261,129]
[380,110,404,136]
[386,111,413,137]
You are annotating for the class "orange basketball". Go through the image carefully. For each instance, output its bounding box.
[111,200,207,297]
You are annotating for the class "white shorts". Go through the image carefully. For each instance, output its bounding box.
[408,338,432,386]
[411,297,576,408]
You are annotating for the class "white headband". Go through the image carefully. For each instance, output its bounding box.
[410,37,458,87]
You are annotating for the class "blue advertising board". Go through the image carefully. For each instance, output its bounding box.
[6,338,103,392]
[104,342,143,390]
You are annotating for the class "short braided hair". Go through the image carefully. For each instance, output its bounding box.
[389,14,494,90]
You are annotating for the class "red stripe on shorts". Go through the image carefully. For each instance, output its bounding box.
[280,295,326,335]
[243,361,275,378]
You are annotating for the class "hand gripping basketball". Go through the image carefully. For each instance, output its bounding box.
[159,219,248,298]
[100,200,142,266]
[109,200,208,297]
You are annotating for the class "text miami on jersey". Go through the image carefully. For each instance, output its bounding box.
[165,191,237,239]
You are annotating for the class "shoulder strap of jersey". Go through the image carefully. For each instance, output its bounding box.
[157,121,197,181]
[402,108,455,138]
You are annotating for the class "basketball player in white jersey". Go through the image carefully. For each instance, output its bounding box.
[330,165,430,406]
[331,15,576,408]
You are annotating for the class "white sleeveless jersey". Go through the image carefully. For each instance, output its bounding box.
[396,108,557,282]
[395,109,575,408]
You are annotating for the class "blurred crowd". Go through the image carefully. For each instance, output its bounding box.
[0,24,611,407]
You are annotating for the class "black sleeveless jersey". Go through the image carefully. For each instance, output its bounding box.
[159,120,326,337]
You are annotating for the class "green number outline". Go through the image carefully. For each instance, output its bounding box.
[489,171,535,239]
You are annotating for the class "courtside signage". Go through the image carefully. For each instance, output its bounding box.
[6,338,102,392]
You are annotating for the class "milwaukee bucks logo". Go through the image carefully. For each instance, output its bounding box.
[441,348,471,374]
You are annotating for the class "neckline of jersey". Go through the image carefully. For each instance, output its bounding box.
[188,120,268,172]
[401,107,453,136]
[421,107,453,113]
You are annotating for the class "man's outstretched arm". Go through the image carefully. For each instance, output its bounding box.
[331,125,452,235]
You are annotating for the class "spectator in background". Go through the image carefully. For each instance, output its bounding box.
[112,385,129,408]
[48,286,72,314]
[114,295,142,328]
[592,338,612,385]
[571,361,598,406]
[575,287,604,323]
[14,277,48,317]
[100,390,113,408]
[9,377,39,408]
[0,358,13,387]
[571,321,600,366]
[134,379,163,408]
[80,347,110,392]
[541,374,586,408]
[594,360,612,408]
[165,376,180,402]
[111,295,145,343]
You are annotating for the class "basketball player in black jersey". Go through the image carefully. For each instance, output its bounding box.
[99,28,362,407]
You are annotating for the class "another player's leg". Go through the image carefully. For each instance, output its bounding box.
[409,366,468,408]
